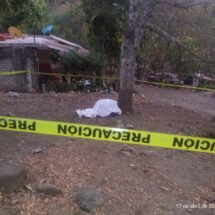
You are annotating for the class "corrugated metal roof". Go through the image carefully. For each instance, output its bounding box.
[0,34,88,55]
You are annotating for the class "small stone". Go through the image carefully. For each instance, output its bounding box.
[20,139,25,144]
[6,112,14,116]
[159,186,170,192]
[101,177,108,184]
[36,183,62,196]
[121,150,133,157]
[0,161,27,193]
[11,199,18,205]
[126,124,134,129]
[25,184,33,191]
[120,148,135,158]
[141,93,145,99]
[194,197,200,202]
[7,92,19,98]
[171,101,175,106]
[74,187,105,213]
[140,150,159,156]
[32,147,44,154]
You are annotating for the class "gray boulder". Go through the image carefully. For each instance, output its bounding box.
[74,187,105,213]
[0,161,27,193]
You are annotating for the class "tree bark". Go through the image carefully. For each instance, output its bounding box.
[118,0,155,113]
[118,0,137,113]
[118,29,136,113]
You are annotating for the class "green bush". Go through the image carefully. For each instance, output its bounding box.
[46,82,75,93]
[62,51,104,74]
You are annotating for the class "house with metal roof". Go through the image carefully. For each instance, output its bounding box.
[0,34,88,92]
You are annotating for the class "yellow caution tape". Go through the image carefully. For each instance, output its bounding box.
[31,72,215,92]
[135,80,215,92]
[31,72,119,80]
[0,70,214,92]
[0,71,27,75]
[0,116,214,154]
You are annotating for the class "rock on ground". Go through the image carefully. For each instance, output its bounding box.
[0,206,21,215]
[36,182,62,196]
[0,161,27,193]
[7,92,19,98]
[74,187,105,213]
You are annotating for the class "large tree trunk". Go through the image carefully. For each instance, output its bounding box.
[118,0,137,113]
[118,29,136,113]
[118,0,156,114]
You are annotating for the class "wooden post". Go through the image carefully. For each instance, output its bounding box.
[25,48,33,93]
[26,66,33,93]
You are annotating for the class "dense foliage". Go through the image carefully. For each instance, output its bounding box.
[81,0,215,77]
[0,0,45,32]
[81,0,126,65]
[62,51,104,73]
[1,0,214,76]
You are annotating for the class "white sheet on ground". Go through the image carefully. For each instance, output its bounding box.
[76,99,121,118]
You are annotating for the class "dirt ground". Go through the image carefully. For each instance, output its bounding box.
[0,85,215,215]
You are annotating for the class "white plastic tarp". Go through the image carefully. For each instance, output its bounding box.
[76,99,121,118]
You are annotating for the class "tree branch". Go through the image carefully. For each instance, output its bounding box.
[145,23,215,64]
[134,0,157,49]
[157,0,215,8]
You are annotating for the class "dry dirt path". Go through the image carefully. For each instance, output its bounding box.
[0,88,214,215]
[136,85,215,116]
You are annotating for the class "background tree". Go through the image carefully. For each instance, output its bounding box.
[81,0,125,71]
[0,0,45,32]
[80,0,215,113]
[117,0,215,113]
